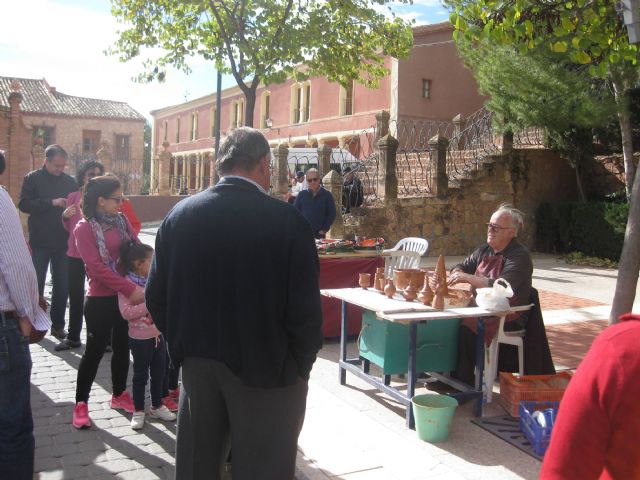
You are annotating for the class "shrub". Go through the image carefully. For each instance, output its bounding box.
[535,201,628,261]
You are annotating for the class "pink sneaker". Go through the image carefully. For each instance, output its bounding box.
[72,402,91,429]
[111,391,135,413]
[162,395,178,412]
[169,387,180,400]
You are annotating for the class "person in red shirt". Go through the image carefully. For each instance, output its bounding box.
[119,198,141,236]
[540,313,640,480]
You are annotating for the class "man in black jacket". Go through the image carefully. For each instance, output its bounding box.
[19,145,77,340]
[146,127,323,480]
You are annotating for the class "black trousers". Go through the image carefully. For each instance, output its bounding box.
[66,256,86,343]
[75,296,130,403]
[176,357,308,480]
[130,336,166,411]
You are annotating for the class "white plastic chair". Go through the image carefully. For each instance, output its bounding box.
[384,237,429,257]
[384,250,421,278]
[484,315,525,403]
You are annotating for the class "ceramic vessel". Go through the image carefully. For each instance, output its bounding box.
[393,269,411,290]
[373,268,386,293]
[384,279,397,298]
[359,273,371,290]
[409,270,425,291]
[403,287,418,302]
[431,255,448,310]
[417,273,434,305]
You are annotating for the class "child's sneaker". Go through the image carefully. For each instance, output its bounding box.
[111,391,135,413]
[131,411,145,430]
[162,395,178,412]
[169,387,180,400]
[149,404,176,422]
[72,402,91,429]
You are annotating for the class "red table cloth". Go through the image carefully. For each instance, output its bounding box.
[319,255,384,337]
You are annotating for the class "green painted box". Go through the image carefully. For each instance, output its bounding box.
[358,310,460,375]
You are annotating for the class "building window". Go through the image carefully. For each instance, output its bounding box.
[261,92,271,128]
[176,117,181,143]
[82,130,101,158]
[33,126,54,148]
[291,82,310,124]
[190,112,198,141]
[115,135,130,162]
[210,106,217,137]
[422,79,431,99]
[339,81,354,116]
[163,121,168,142]
[230,99,244,129]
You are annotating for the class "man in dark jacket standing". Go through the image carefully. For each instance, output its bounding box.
[146,128,323,480]
[19,144,77,340]
[294,168,336,238]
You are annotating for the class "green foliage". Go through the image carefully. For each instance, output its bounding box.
[447,0,640,76]
[109,0,414,116]
[536,201,629,260]
[457,41,616,135]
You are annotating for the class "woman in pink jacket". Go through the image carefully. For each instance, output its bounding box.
[56,161,104,351]
[71,176,143,429]
[118,241,176,430]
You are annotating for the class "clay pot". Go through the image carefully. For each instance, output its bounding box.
[417,273,434,305]
[359,273,371,290]
[384,279,397,299]
[409,270,425,291]
[373,270,386,293]
[403,287,418,302]
[393,269,411,290]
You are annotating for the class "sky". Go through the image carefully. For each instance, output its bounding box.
[0,0,450,121]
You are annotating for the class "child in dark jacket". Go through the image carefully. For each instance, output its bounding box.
[118,241,176,430]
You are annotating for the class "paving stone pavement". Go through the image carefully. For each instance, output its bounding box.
[28,230,633,479]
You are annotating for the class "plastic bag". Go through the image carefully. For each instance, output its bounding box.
[475,278,513,311]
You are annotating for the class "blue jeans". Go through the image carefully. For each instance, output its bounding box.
[31,246,68,331]
[130,336,167,411]
[0,313,34,480]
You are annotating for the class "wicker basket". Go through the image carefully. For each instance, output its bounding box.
[498,372,572,417]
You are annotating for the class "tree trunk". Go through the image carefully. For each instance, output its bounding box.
[244,88,257,128]
[611,74,636,201]
[574,160,586,202]
[610,158,640,324]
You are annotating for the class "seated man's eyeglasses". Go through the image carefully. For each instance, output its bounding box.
[307,178,319,183]
[486,223,513,233]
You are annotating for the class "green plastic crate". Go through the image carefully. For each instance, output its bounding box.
[358,310,460,375]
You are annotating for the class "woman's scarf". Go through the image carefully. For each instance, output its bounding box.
[89,212,133,269]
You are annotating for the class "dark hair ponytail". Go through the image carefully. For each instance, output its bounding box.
[119,240,153,275]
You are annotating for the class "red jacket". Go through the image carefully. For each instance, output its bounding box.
[540,313,640,480]
[119,199,141,236]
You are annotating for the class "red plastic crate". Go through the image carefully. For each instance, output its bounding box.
[498,372,572,417]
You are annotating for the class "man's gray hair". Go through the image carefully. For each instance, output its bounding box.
[216,127,271,175]
[495,203,524,233]
[306,168,319,177]
[44,144,68,161]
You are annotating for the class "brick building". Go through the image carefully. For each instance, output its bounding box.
[149,22,485,195]
[0,76,145,201]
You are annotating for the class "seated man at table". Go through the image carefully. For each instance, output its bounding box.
[294,168,336,239]
[448,203,533,386]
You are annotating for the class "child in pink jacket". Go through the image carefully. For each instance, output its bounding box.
[118,241,176,430]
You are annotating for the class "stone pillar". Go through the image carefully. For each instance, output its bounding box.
[502,131,514,155]
[317,143,332,177]
[323,169,344,240]
[375,110,390,141]
[453,114,466,138]
[172,156,180,194]
[274,143,289,195]
[157,142,172,196]
[210,156,217,187]
[377,134,398,202]
[196,155,202,190]
[8,84,24,200]
[96,142,112,173]
[429,135,449,198]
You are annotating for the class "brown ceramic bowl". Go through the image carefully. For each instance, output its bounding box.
[444,289,473,308]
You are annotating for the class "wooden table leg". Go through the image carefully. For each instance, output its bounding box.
[474,317,486,417]
[406,322,418,428]
[339,300,348,385]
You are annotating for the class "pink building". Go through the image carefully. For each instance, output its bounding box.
[150,22,484,193]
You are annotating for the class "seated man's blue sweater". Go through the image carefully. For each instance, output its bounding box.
[294,187,336,238]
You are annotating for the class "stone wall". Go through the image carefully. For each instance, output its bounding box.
[344,149,579,256]
[0,104,34,203]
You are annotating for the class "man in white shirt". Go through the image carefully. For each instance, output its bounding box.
[0,150,51,480]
